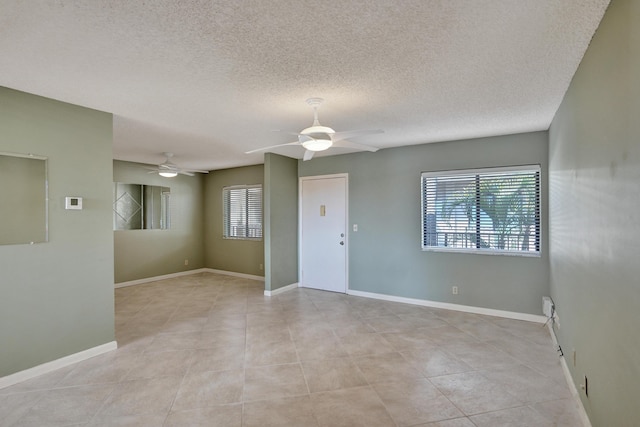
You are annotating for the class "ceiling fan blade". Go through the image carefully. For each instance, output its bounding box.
[303,150,315,161]
[181,168,209,174]
[298,134,314,144]
[332,139,379,152]
[272,129,301,137]
[330,129,384,143]
[141,153,209,177]
[245,141,300,154]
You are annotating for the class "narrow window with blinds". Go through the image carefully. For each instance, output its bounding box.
[421,165,541,256]
[223,185,263,240]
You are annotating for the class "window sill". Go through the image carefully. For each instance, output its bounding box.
[421,247,541,257]
[222,237,263,241]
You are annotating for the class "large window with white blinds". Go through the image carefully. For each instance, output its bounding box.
[223,185,263,240]
[421,165,540,256]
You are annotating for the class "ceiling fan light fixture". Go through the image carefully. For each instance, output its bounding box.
[301,125,335,135]
[300,125,335,151]
[247,98,381,159]
[159,170,178,178]
[301,138,333,152]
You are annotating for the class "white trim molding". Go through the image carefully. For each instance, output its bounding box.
[115,268,210,288]
[264,282,299,297]
[205,268,265,282]
[546,323,592,427]
[115,268,265,288]
[347,289,547,323]
[0,341,117,390]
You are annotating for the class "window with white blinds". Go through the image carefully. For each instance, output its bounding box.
[421,165,541,255]
[223,185,263,240]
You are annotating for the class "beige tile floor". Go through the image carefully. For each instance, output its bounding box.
[0,272,585,426]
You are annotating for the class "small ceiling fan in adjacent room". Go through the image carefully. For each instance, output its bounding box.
[246,98,384,161]
[144,152,209,177]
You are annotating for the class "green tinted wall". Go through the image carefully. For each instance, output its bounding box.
[299,132,549,315]
[264,153,298,291]
[113,160,205,283]
[549,1,639,425]
[0,155,47,244]
[0,87,114,377]
[204,165,264,276]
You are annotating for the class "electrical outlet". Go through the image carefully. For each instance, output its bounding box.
[353,224,358,232]
[452,286,459,295]
[184,259,189,266]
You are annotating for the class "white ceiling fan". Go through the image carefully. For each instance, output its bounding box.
[246,98,383,161]
[144,152,209,177]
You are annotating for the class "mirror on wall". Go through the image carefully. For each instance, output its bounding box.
[0,152,48,245]
[113,183,170,230]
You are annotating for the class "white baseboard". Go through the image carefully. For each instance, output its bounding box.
[346,289,547,323]
[115,268,210,288]
[204,268,265,282]
[115,268,265,288]
[117,272,541,323]
[264,282,299,297]
[546,323,592,427]
[0,341,117,390]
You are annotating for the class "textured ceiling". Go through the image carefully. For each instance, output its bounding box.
[0,1,609,171]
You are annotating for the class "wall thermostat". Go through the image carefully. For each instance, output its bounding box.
[65,196,83,210]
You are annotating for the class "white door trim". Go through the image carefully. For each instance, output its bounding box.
[299,173,349,293]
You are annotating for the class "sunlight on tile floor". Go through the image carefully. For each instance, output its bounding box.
[0,272,584,426]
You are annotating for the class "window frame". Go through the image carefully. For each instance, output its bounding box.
[222,184,263,241]
[421,164,541,257]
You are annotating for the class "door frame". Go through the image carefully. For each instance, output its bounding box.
[298,173,349,293]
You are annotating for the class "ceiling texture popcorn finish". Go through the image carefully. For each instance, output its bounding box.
[0,1,609,171]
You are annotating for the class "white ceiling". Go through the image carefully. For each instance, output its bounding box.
[0,1,609,171]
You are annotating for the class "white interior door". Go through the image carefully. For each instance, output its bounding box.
[300,175,347,293]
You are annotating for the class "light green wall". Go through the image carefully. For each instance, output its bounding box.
[300,132,549,315]
[0,87,114,377]
[0,155,47,244]
[204,165,264,276]
[113,160,205,283]
[264,153,298,291]
[549,1,638,425]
